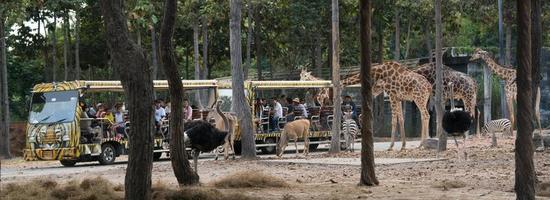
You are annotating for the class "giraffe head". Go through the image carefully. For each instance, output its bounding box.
[469,48,490,61]
[300,68,314,80]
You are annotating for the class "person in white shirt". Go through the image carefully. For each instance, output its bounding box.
[270,98,283,131]
[154,100,166,124]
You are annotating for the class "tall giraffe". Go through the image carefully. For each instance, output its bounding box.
[470,48,542,135]
[300,69,332,106]
[342,61,432,150]
[413,62,480,136]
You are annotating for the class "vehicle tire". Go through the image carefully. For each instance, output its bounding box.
[60,159,77,167]
[309,144,319,151]
[98,144,116,165]
[153,152,162,161]
[261,138,277,154]
[233,141,242,155]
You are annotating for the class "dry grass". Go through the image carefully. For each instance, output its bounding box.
[431,179,467,191]
[152,182,253,200]
[537,182,550,197]
[0,177,123,200]
[212,171,289,188]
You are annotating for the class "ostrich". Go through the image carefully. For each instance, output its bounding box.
[184,119,230,172]
[442,109,473,159]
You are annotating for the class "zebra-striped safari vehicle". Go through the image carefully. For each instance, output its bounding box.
[24,80,219,166]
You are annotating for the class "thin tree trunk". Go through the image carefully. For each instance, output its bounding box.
[160,0,199,185]
[254,3,262,80]
[244,2,253,80]
[531,0,542,140]
[185,47,189,79]
[435,0,446,151]
[75,10,81,80]
[230,0,256,159]
[377,24,384,64]
[0,10,11,159]
[424,23,432,59]
[329,0,341,153]
[52,14,57,81]
[314,35,323,76]
[151,26,158,79]
[359,0,378,186]
[505,0,512,66]
[192,20,202,109]
[40,12,51,82]
[63,11,71,80]
[515,0,535,198]
[99,0,155,199]
[394,9,400,61]
[201,17,209,106]
[404,16,411,59]
[137,30,141,46]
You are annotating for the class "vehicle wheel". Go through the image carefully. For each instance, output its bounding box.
[308,144,319,151]
[233,142,242,155]
[153,152,162,161]
[98,144,116,165]
[60,159,77,167]
[261,138,277,154]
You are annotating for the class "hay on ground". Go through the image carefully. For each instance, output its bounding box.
[152,182,253,200]
[538,182,550,197]
[431,179,467,190]
[212,170,289,188]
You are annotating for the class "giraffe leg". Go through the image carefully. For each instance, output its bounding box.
[397,104,406,151]
[388,100,399,151]
[416,98,430,149]
[506,97,515,136]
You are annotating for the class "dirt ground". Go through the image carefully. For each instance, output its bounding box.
[2,137,550,199]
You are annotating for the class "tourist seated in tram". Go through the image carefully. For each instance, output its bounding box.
[183,99,193,121]
[112,103,127,139]
[154,99,167,131]
[269,97,283,131]
[285,97,295,121]
[342,95,358,120]
[292,98,308,119]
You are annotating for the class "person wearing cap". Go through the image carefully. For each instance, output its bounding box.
[292,98,308,118]
[342,95,358,120]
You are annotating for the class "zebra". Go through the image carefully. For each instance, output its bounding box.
[341,111,359,152]
[482,118,513,139]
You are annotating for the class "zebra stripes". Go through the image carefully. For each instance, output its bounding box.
[341,118,359,152]
[481,118,512,136]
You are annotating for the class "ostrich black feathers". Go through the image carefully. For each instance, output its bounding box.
[184,120,228,153]
[442,110,472,137]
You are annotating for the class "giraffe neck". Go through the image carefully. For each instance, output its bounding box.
[341,73,360,86]
[481,55,514,82]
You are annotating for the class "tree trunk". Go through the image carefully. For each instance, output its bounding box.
[393,9,400,61]
[201,17,209,106]
[63,12,71,81]
[504,0,512,66]
[244,2,253,80]
[435,0,446,151]
[515,0,535,198]
[75,10,81,80]
[314,35,323,77]
[329,0,341,153]
[0,10,11,159]
[359,0,378,186]
[99,1,155,199]
[137,30,141,47]
[40,13,51,82]
[151,26,158,80]
[254,3,262,80]
[377,24,384,64]
[160,0,199,185]
[404,16,411,59]
[424,23,432,59]
[192,20,203,109]
[230,0,256,159]
[531,0,542,142]
[52,14,57,81]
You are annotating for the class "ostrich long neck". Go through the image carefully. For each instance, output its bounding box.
[481,55,515,82]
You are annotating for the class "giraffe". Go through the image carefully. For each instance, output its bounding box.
[413,62,480,136]
[300,69,332,106]
[341,61,432,150]
[470,48,542,136]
